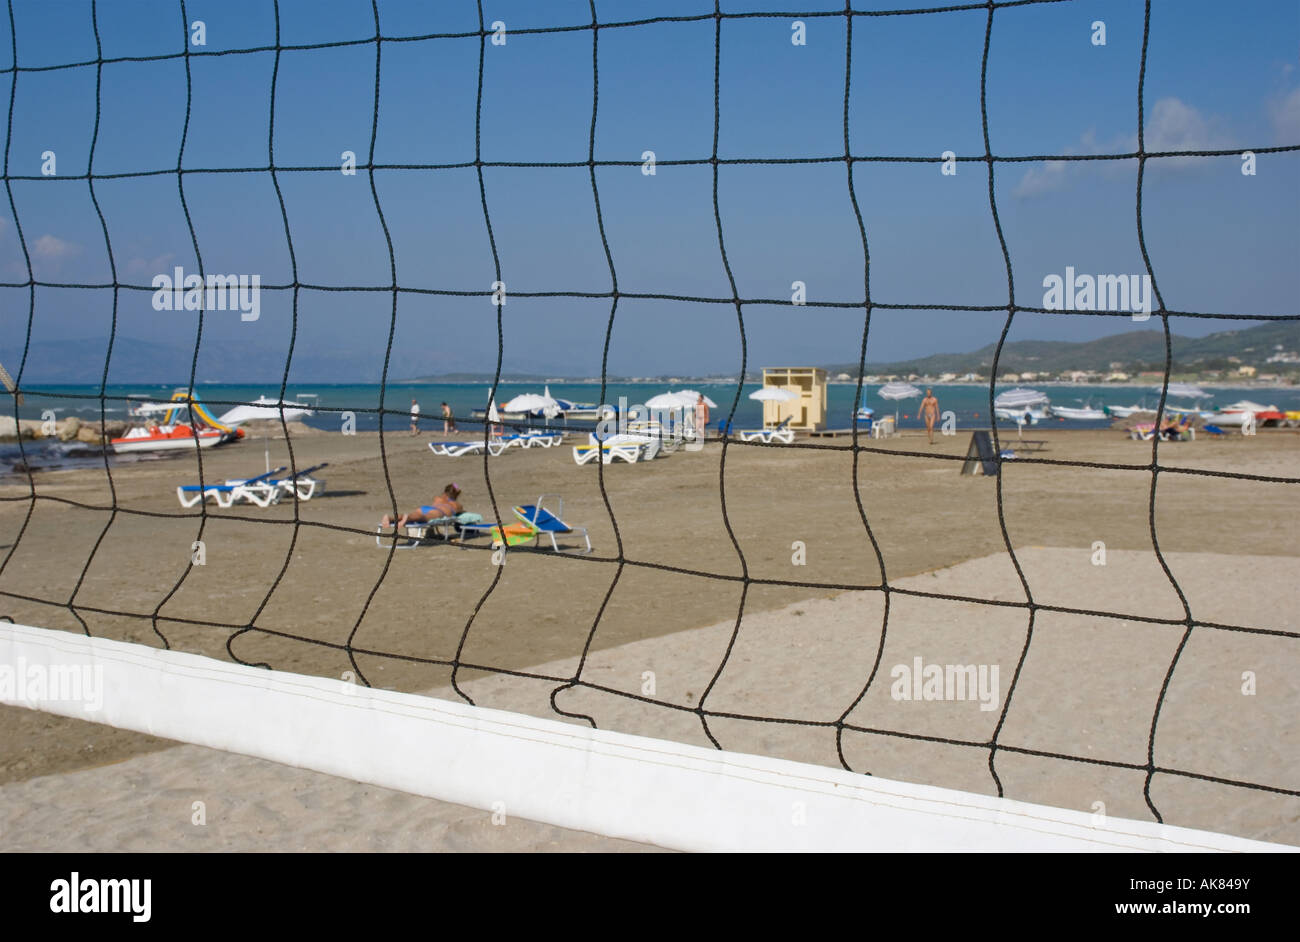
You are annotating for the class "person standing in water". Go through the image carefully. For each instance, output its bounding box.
[919,388,940,444]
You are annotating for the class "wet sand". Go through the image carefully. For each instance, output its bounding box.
[1,426,1296,847]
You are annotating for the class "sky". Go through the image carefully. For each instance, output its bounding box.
[0,0,1296,383]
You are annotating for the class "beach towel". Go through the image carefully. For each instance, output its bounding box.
[490,523,536,548]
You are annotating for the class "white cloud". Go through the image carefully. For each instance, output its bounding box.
[32,234,77,259]
[127,252,175,275]
[1270,85,1300,144]
[1011,160,1068,198]
[1012,97,1230,198]
[1145,97,1225,154]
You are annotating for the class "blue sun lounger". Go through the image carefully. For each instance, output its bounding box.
[177,467,285,508]
[511,494,592,554]
[227,462,329,500]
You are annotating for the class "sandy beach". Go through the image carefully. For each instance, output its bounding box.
[1,425,1296,848]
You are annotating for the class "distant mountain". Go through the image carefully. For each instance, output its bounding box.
[0,336,376,385]
[7,320,1295,386]
[826,322,1300,377]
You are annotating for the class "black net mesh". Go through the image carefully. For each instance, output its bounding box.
[1,0,1297,830]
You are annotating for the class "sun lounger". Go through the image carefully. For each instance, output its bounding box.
[737,416,794,444]
[514,495,592,553]
[455,496,592,554]
[486,430,564,456]
[177,467,285,509]
[517,430,562,448]
[375,518,457,549]
[572,442,642,465]
[428,439,487,457]
[227,462,329,500]
[374,511,484,549]
[589,432,661,460]
[1203,424,1226,437]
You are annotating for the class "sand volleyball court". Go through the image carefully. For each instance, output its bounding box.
[1,427,1296,848]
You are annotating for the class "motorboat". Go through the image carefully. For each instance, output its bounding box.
[216,395,315,427]
[1106,403,1150,418]
[1210,400,1285,427]
[1049,402,1108,421]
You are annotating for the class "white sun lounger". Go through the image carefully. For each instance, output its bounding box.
[573,442,643,465]
[738,416,794,444]
[177,467,284,509]
[588,432,661,460]
[226,462,328,501]
[428,440,488,457]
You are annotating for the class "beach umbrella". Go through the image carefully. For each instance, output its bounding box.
[878,381,922,423]
[676,389,719,409]
[502,393,560,418]
[487,400,501,424]
[995,388,1047,439]
[749,387,799,402]
[994,387,1048,408]
[644,391,691,409]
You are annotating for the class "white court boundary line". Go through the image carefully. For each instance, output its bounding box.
[1,622,1292,852]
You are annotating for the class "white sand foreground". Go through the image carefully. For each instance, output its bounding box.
[3,548,1296,851]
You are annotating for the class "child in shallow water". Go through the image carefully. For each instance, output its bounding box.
[380,483,463,528]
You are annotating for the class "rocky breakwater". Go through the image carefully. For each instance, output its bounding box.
[0,415,127,444]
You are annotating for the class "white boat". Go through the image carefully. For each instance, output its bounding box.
[1049,404,1108,421]
[1107,403,1149,418]
[1161,400,1213,419]
[994,406,1048,424]
[1209,400,1283,427]
[216,395,315,427]
[552,397,602,419]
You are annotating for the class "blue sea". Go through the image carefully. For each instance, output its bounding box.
[9,381,1299,436]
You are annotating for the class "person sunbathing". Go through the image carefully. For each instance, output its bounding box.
[380,483,463,528]
[1159,416,1188,440]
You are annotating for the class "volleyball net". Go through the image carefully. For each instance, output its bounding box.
[0,0,1297,850]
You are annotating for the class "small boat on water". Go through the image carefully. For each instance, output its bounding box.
[552,397,602,419]
[216,395,315,427]
[1210,400,1285,427]
[1050,401,1108,421]
[111,389,240,454]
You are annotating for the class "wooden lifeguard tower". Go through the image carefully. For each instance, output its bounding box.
[760,367,827,430]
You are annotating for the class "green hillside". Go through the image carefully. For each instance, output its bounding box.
[827,322,1300,378]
